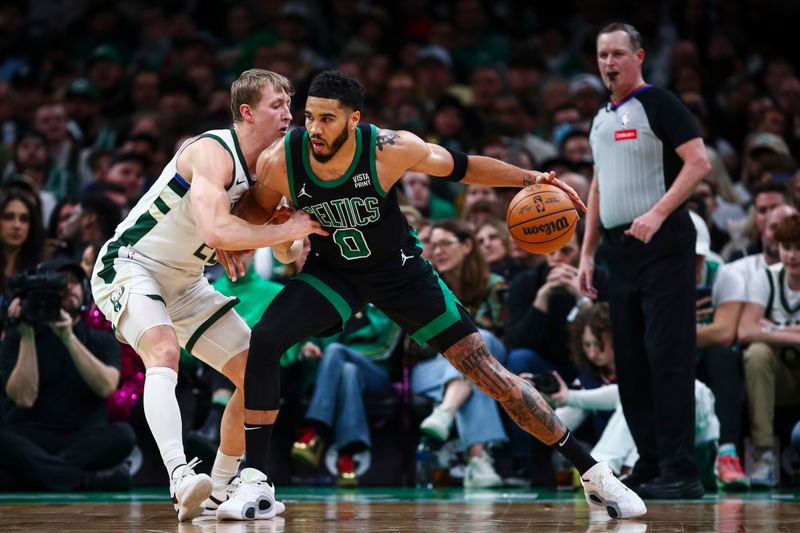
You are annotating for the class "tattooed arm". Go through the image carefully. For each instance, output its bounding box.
[376,128,586,211]
[443,332,566,445]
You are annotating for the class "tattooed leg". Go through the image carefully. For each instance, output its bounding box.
[443,332,566,445]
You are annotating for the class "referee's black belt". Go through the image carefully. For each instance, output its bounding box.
[602,223,632,243]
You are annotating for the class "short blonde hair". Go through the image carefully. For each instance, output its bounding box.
[230,69,294,122]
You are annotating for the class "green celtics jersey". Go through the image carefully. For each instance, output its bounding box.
[285,124,419,269]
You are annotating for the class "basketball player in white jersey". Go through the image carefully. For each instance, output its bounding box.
[91,70,324,522]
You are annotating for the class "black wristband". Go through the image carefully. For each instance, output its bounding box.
[441,147,469,182]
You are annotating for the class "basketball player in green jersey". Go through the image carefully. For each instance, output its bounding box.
[217,71,646,521]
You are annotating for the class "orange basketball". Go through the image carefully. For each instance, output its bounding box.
[506,184,579,254]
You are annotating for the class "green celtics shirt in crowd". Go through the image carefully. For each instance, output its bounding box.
[213,266,285,329]
[428,194,456,220]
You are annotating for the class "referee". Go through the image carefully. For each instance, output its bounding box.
[577,23,711,499]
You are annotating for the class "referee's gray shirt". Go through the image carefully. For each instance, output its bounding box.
[589,85,701,229]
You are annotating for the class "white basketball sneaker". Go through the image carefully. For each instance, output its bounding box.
[216,468,281,520]
[580,462,647,519]
[205,476,286,517]
[170,457,214,522]
[202,476,240,516]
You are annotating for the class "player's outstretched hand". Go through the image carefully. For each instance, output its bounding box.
[284,209,329,240]
[535,171,588,213]
[216,249,253,282]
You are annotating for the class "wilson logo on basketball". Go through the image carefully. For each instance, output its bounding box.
[615,129,637,141]
[522,216,569,236]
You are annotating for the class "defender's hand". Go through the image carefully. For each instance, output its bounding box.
[283,210,329,240]
[216,249,254,282]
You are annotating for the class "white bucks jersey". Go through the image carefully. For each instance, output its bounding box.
[95,128,253,283]
[758,264,800,363]
[760,264,800,326]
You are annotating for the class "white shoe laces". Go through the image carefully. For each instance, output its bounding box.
[174,457,203,484]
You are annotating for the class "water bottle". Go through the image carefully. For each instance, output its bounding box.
[415,438,435,489]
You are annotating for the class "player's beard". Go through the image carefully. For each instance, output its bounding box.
[310,125,350,163]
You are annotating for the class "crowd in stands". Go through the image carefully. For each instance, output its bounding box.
[1,0,800,490]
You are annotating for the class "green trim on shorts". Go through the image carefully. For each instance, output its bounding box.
[411,275,461,346]
[294,273,352,325]
[184,297,240,355]
[146,294,165,304]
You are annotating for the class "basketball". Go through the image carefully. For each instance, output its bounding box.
[506,184,579,254]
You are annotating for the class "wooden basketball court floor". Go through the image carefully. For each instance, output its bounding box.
[1,487,800,532]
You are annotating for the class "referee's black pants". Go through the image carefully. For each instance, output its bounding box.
[603,209,699,480]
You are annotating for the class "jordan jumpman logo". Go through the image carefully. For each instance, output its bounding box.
[298,183,312,198]
[400,250,414,266]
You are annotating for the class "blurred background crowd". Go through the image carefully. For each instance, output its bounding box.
[1,0,800,492]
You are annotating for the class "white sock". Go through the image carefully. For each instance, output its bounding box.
[144,367,186,479]
[211,449,242,489]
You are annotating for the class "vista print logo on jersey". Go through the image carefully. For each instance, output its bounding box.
[352,172,371,189]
